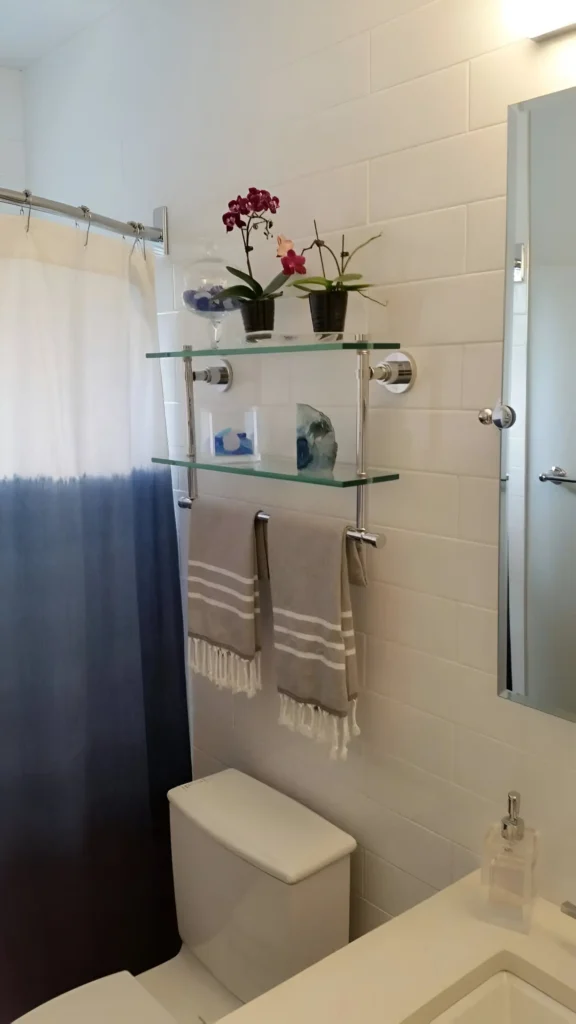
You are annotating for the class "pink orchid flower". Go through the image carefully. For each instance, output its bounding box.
[276,234,295,258]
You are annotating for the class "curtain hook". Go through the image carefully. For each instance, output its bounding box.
[80,205,92,248]
[23,189,32,233]
[129,221,142,258]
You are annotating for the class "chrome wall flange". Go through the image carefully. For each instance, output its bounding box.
[371,351,415,393]
[192,358,233,392]
[478,403,516,429]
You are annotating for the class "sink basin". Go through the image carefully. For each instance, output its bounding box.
[433,973,576,1024]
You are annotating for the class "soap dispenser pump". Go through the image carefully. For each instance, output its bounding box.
[482,791,538,931]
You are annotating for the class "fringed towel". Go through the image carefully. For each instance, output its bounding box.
[267,512,367,760]
[187,498,261,697]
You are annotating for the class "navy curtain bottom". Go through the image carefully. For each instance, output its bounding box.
[0,470,191,1022]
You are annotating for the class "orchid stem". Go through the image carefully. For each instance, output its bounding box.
[323,244,343,279]
[243,221,254,279]
[313,219,327,278]
[342,232,382,273]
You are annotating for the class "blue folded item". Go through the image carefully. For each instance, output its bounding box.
[214,428,254,457]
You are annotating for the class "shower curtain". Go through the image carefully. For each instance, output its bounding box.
[0,216,191,1021]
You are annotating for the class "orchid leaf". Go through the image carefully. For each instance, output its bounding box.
[292,282,325,292]
[262,271,288,297]
[344,283,375,291]
[226,266,263,295]
[293,275,332,287]
[336,273,363,282]
[216,285,255,302]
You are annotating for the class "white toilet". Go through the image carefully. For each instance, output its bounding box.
[16,770,356,1023]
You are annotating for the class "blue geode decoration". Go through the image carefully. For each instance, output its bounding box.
[182,285,241,315]
[296,404,338,472]
[214,428,254,457]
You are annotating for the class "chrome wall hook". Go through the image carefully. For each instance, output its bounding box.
[80,205,92,247]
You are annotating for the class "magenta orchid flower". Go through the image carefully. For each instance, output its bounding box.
[281,249,307,276]
[218,187,292,305]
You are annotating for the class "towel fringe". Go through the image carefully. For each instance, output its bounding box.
[189,637,261,698]
[277,693,360,761]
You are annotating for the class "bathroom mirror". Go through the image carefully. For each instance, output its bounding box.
[499,84,576,721]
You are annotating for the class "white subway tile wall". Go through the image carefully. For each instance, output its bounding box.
[0,69,25,189]
[22,0,576,935]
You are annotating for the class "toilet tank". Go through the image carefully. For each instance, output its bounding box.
[168,770,356,1004]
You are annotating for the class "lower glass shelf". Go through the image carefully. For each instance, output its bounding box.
[153,455,399,488]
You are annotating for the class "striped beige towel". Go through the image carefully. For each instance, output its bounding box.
[187,498,261,697]
[267,511,367,760]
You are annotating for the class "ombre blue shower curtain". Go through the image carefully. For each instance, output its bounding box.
[0,216,191,1022]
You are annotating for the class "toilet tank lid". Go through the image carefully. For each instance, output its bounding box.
[168,770,356,884]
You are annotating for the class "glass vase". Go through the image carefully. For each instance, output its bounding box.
[181,246,240,349]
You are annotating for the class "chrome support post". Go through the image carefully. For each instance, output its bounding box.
[354,343,380,547]
[180,345,197,510]
[177,356,234,509]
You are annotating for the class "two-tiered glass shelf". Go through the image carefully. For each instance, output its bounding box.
[147,333,414,546]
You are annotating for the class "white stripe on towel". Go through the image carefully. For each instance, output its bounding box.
[189,592,260,619]
[274,643,346,671]
[188,560,257,585]
[273,607,343,632]
[188,575,255,603]
[274,624,345,651]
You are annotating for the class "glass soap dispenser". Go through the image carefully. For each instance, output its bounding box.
[482,791,538,932]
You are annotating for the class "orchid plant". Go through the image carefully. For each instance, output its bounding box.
[218,188,306,305]
[289,221,386,305]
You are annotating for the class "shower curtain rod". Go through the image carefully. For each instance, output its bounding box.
[0,187,169,255]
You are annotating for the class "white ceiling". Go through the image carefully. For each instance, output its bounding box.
[0,0,122,67]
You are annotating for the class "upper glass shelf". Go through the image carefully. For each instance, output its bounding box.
[153,454,399,488]
[147,333,400,359]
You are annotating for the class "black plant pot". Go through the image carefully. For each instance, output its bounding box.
[309,290,348,334]
[241,298,275,336]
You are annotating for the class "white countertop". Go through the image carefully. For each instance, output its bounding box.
[223,872,576,1024]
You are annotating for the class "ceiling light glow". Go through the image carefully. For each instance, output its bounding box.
[504,0,576,39]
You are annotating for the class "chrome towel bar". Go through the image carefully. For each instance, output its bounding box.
[176,499,380,547]
[539,467,576,484]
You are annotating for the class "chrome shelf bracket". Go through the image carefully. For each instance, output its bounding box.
[192,359,233,392]
[370,350,416,393]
